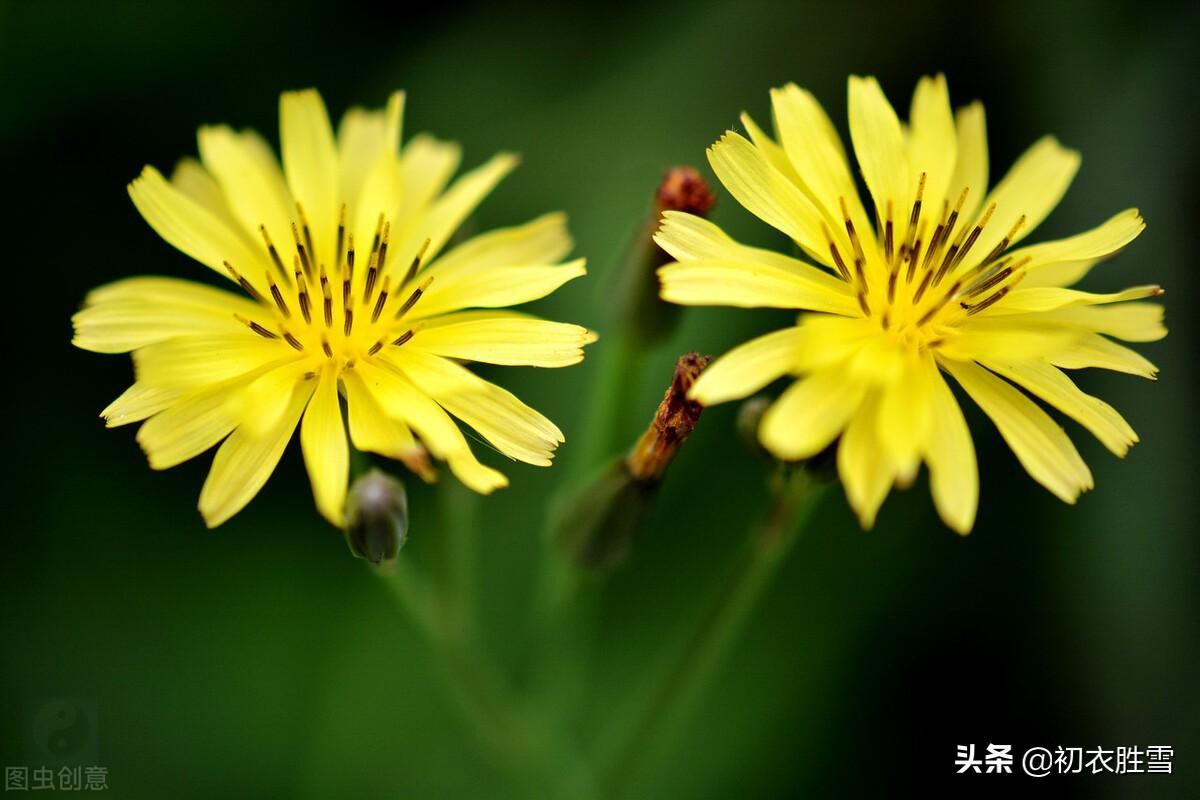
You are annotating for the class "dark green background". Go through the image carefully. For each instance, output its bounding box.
[2,0,1196,796]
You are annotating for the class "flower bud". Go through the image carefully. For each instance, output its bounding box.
[343,469,409,565]
[554,353,711,572]
[736,395,773,460]
[615,167,716,343]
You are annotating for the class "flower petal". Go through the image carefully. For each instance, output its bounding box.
[412,316,595,367]
[966,136,1080,268]
[73,277,257,353]
[281,89,340,268]
[354,360,508,492]
[197,126,296,265]
[657,259,857,314]
[706,131,828,257]
[907,74,958,232]
[411,259,586,318]
[942,359,1093,503]
[759,370,868,461]
[688,327,809,406]
[769,83,875,257]
[1050,334,1158,379]
[128,166,268,289]
[992,284,1160,314]
[922,364,978,534]
[136,383,240,470]
[980,359,1137,456]
[341,368,418,457]
[133,334,296,392]
[427,212,572,282]
[875,352,934,481]
[1004,208,1144,277]
[338,92,403,216]
[397,133,462,223]
[387,350,563,466]
[101,383,181,428]
[198,379,314,527]
[837,392,897,529]
[848,76,911,238]
[390,153,519,273]
[301,365,349,526]
[946,102,988,234]
[1037,303,1167,342]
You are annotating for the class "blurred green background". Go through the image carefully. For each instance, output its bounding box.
[2,0,1196,796]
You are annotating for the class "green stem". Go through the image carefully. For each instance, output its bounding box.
[436,478,478,639]
[377,566,602,796]
[597,470,827,797]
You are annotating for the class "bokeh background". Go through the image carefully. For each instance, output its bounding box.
[2,0,1196,796]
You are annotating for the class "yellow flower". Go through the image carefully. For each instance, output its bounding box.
[657,75,1164,533]
[74,89,594,527]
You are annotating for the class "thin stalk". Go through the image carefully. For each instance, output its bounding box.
[597,470,827,797]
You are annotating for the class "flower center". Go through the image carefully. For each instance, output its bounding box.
[825,173,1027,349]
[227,204,430,367]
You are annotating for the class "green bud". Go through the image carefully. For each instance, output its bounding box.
[343,469,409,565]
[614,167,717,344]
[736,395,773,460]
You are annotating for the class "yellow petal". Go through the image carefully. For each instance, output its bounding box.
[688,327,809,406]
[706,131,827,257]
[966,136,1080,268]
[227,362,312,438]
[769,83,875,257]
[397,133,462,223]
[1033,302,1167,343]
[939,317,1083,362]
[875,352,934,480]
[341,368,418,457]
[387,350,562,466]
[837,392,897,529]
[128,166,268,289]
[197,126,296,266]
[170,157,245,236]
[137,383,241,470]
[427,212,572,282]
[133,334,295,392]
[942,359,1093,503]
[657,259,858,315]
[198,379,314,527]
[411,317,595,367]
[848,76,911,239]
[280,89,340,268]
[946,102,988,235]
[907,74,957,232]
[921,364,978,534]
[1050,334,1158,379]
[101,383,181,428]
[739,111,804,186]
[301,365,349,526]
[391,152,519,274]
[993,284,1160,314]
[1004,209,1144,276]
[980,359,1137,456]
[411,259,586,318]
[338,92,403,218]
[759,370,867,461]
[1019,259,1097,289]
[354,360,508,492]
[73,277,257,353]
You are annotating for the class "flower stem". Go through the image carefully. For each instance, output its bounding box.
[377,564,602,796]
[597,468,827,796]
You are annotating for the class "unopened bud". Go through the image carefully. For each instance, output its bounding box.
[626,352,711,482]
[555,353,711,572]
[344,469,409,565]
[736,396,772,460]
[615,167,716,343]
